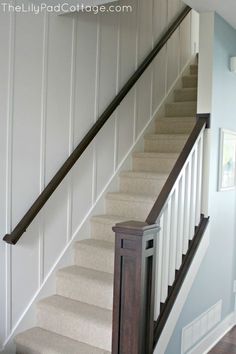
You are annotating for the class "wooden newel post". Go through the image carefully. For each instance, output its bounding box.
[112,221,160,354]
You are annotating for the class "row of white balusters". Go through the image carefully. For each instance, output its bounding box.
[154,129,204,318]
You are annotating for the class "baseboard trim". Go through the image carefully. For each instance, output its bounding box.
[187,311,236,354]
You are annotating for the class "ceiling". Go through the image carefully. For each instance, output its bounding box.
[183,0,236,29]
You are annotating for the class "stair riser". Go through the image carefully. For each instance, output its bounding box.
[15,346,31,354]
[174,89,197,102]
[74,245,114,274]
[133,156,176,173]
[155,120,195,134]
[91,220,115,243]
[144,138,187,153]
[106,198,153,220]
[182,76,197,88]
[190,65,198,75]
[165,103,197,117]
[56,275,113,310]
[37,307,111,351]
[120,176,165,195]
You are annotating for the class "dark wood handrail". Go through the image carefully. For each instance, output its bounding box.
[3,5,191,245]
[146,114,210,225]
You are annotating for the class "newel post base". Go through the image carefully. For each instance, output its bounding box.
[112,221,160,354]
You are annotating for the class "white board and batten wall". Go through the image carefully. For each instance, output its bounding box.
[0,0,198,350]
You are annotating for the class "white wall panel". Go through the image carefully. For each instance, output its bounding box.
[152,46,167,114]
[117,91,135,166]
[136,67,152,137]
[180,14,192,71]
[0,1,198,349]
[73,13,98,145]
[118,0,137,88]
[153,0,168,43]
[43,14,73,277]
[71,145,94,234]
[11,221,40,327]
[44,15,72,182]
[10,7,43,328]
[95,114,116,197]
[98,12,119,115]
[167,30,180,91]
[138,0,153,63]
[168,0,182,24]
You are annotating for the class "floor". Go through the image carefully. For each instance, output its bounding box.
[209,326,236,353]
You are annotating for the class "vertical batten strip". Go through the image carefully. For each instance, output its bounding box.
[5,0,16,334]
[39,11,49,285]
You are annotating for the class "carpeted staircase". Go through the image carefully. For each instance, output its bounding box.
[14,63,198,354]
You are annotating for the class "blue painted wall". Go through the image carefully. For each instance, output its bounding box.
[166,13,236,354]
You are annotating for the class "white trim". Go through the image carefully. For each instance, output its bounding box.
[187,311,236,354]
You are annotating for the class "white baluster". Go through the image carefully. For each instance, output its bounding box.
[189,146,198,240]
[183,159,192,254]
[195,134,203,226]
[161,201,171,303]
[154,214,164,319]
[169,186,178,286]
[176,171,185,269]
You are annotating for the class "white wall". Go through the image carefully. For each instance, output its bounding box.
[0,0,196,350]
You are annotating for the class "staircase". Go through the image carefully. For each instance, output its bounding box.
[14,63,199,353]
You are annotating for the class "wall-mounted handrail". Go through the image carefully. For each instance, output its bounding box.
[3,5,191,245]
[146,114,210,225]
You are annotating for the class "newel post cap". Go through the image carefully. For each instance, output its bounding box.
[112,220,160,236]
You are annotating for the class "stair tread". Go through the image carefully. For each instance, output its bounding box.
[38,295,112,326]
[166,101,197,106]
[145,133,189,140]
[175,87,197,92]
[157,116,196,122]
[106,191,156,203]
[15,327,110,354]
[120,170,168,180]
[57,265,113,285]
[133,151,179,159]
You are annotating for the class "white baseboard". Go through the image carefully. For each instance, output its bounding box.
[187,311,236,354]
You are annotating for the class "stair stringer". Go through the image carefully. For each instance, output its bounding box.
[154,227,210,354]
[2,55,197,354]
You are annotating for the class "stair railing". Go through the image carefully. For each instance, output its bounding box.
[3,5,191,245]
[112,115,210,354]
